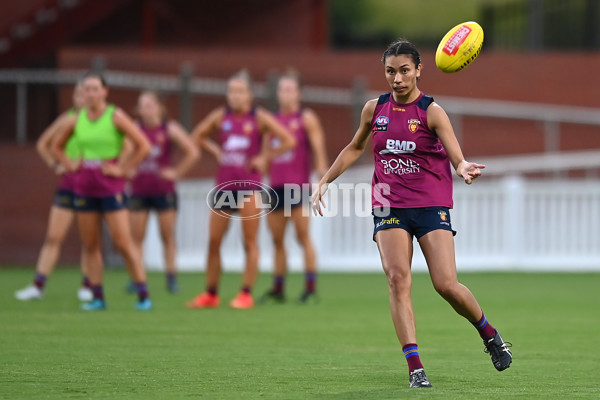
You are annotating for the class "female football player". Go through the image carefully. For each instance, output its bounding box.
[260,71,328,304]
[187,70,295,309]
[128,90,199,293]
[312,40,512,388]
[15,83,96,302]
[52,73,153,311]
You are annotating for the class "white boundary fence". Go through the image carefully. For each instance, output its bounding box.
[143,165,600,273]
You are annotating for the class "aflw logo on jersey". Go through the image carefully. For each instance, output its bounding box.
[374,116,389,132]
[379,139,416,155]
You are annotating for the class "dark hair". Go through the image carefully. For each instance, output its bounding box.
[381,39,421,67]
[81,71,108,87]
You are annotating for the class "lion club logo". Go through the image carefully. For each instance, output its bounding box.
[408,119,421,133]
[438,210,448,221]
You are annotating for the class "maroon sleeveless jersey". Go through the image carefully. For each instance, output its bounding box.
[269,110,311,188]
[130,121,175,196]
[371,92,453,209]
[216,108,262,190]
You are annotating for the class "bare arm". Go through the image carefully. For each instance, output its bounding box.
[256,107,296,159]
[312,99,376,216]
[107,108,151,177]
[163,120,200,180]
[250,107,296,174]
[50,116,79,172]
[117,138,135,178]
[428,102,485,184]
[302,108,329,179]
[191,107,225,161]
[37,112,70,170]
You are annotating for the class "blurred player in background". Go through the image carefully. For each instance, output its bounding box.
[15,83,96,302]
[259,71,328,304]
[128,90,199,293]
[52,72,152,311]
[312,40,512,388]
[187,70,295,309]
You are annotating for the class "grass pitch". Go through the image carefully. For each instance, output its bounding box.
[1,268,599,399]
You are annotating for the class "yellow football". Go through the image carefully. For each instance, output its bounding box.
[435,21,484,73]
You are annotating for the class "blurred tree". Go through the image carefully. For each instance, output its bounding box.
[330,0,600,50]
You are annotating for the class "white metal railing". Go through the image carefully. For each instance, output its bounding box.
[142,166,600,273]
[2,68,600,158]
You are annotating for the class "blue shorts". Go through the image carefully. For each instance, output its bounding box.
[74,193,128,212]
[373,206,456,240]
[268,186,311,212]
[129,193,178,211]
[53,189,76,210]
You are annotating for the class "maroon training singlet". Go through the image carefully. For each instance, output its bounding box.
[216,107,262,190]
[371,92,453,209]
[130,121,176,196]
[269,110,311,188]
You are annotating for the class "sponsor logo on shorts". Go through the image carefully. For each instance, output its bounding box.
[439,210,448,221]
[438,210,450,226]
[375,217,400,229]
[57,195,71,206]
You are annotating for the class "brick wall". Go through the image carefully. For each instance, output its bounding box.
[1,47,599,265]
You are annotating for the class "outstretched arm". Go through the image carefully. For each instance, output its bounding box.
[428,102,485,184]
[312,99,376,216]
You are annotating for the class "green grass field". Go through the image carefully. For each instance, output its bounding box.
[1,268,599,399]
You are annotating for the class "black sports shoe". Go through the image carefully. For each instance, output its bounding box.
[484,329,513,371]
[297,290,319,304]
[258,289,285,304]
[409,368,432,388]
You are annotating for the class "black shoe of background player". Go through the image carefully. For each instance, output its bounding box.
[258,289,286,304]
[297,290,319,304]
